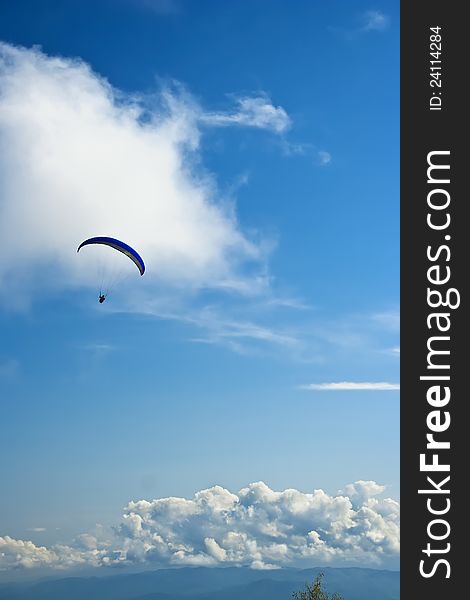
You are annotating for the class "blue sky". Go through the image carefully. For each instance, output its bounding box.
[0,0,399,574]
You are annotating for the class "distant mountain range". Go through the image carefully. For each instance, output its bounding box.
[0,566,399,600]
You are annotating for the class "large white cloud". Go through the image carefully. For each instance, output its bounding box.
[0,480,399,572]
[0,43,286,305]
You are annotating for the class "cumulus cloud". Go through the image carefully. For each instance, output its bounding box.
[0,536,103,570]
[0,43,289,306]
[300,382,400,391]
[0,480,399,572]
[201,96,291,133]
[341,481,386,508]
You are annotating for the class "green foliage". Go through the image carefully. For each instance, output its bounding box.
[293,572,344,600]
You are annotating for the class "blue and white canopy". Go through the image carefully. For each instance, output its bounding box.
[77,236,145,275]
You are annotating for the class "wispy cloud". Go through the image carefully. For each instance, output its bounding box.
[300,382,399,391]
[81,343,116,353]
[361,10,390,32]
[371,311,400,332]
[279,139,309,156]
[26,528,47,533]
[135,302,300,354]
[279,140,333,168]
[120,298,399,360]
[317,151,332,166]
[265,296,312,310]
[0,479,399,571]
[201,95,291,134]
[329,10,390,39]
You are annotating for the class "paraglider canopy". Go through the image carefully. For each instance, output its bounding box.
[77,236,145,275]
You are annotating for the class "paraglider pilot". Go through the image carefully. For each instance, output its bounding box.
[99,294,106,304]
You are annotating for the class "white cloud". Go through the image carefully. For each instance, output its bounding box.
[0,536,104,570]
[0,43,276,306]
[300,382,400,391]
[266,297,312,310]
[0,43,339,359]
[121,297,300,354]
[279,141,332,169]
[0,480,399,572]
[165,306,299,349]
[280,140,308,156]
[341,481,386,508]
[201,96,291,133]
[361,10,389,32]
[317,151,332,166]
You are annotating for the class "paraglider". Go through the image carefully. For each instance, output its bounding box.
[77,236,145,303]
